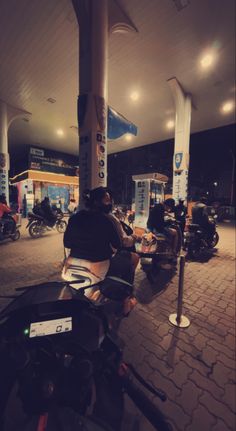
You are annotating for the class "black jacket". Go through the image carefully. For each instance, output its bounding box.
[147,203,165,233]
[64,210,122,261]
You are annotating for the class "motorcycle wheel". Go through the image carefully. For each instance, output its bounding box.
[209,232,219,248]
[188,242,201,259]
[56,220,67,233]
[29,221,42,238]
[10,230,20,241]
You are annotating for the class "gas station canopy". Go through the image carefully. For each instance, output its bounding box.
[0,0,235,156]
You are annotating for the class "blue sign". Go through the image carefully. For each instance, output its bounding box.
[175,152,183,170]
[107,106,138,140]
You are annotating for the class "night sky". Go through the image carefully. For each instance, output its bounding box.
[107,123,235,204]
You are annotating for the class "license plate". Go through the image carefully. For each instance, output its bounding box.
[29,317,72,338]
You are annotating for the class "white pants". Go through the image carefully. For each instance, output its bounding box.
[62,256,110,296]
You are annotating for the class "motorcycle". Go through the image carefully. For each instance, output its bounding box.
[0,279,172,431]
[0,213,21,242]
[27,211,67,238]
[136,216,182,283]
[184,215,219,259]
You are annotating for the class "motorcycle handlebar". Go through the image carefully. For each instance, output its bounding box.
[123,375,172,431]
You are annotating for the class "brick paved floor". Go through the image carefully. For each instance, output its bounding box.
[0,221,235,431]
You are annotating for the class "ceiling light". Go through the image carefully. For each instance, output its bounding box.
[166,120,175,130]
[56,129,64,136]
[125,134,133,142]
[130,91,139,101]
[221,100,234,114]
[200,53,214,69]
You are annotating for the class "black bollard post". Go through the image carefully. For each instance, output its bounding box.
[169,255,190,328]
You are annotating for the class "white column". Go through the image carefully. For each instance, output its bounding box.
[72,0,108,207]
[0,100,31,204]
[168,78,192,204]
[0,101,9,203]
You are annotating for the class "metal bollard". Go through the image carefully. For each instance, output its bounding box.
[169,255,190,328]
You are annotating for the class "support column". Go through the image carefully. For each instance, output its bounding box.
[0,101,9,202]
[167,78,192,204]
[0,100,31,203]
[72,0,108,207]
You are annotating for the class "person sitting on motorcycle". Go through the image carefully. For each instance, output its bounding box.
[147,198,179,258]
[0,195,16,234]
[175,199,187,234]
[64,187,138,284]
[67,198,77,215]
[63,187,137,313]
[109,204,141,254]
[32,199,44,217]
[191,196,215,239]
[40,197,57,227]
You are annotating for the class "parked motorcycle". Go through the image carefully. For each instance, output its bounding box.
[184,216,219,259]
[136,216,182,282]
[27,211,67,238]
[0,213,21,242]
[0,279,172,431]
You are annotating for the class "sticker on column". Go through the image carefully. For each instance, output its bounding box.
[94,96,106,133]
[174,153,183,171]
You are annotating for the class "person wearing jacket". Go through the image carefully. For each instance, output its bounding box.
[0,195,16,234]
[63,187,137,313]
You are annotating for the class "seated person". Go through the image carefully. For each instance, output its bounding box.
[191,196,215,238]
[63,187,137,312]
[0,195,16,234]
[175,199,187,234]
[67,198,77,214]
[33,199,44,216]
[40,197,57,226]
[107,200,140,275]
[147,198,178,256]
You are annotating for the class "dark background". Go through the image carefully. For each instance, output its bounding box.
[107,123,235,205]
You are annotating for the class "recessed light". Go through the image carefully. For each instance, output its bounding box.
[56,129,64,136]
[221,100,234,114]
[130,91,140,101]
[166,120,175,130]
[200,49,216,70]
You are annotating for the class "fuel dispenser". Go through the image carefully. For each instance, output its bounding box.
[132,173,168,229]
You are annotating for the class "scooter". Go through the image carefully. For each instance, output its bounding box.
[184,215,219,259]
[27,211,67,238]
[136,216,182,283]
[0,214,21,242]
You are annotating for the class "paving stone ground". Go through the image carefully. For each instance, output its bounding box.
[0,220,235,431]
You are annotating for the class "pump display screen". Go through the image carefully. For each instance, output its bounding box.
[29,317,72,338]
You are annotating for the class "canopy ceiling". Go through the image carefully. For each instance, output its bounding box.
[0,0,235,156]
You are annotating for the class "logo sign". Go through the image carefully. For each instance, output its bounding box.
[175,152,183,170]
[30,148,44,157]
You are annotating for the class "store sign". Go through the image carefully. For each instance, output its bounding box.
[134,180,150,228]
[28,147,78,176]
